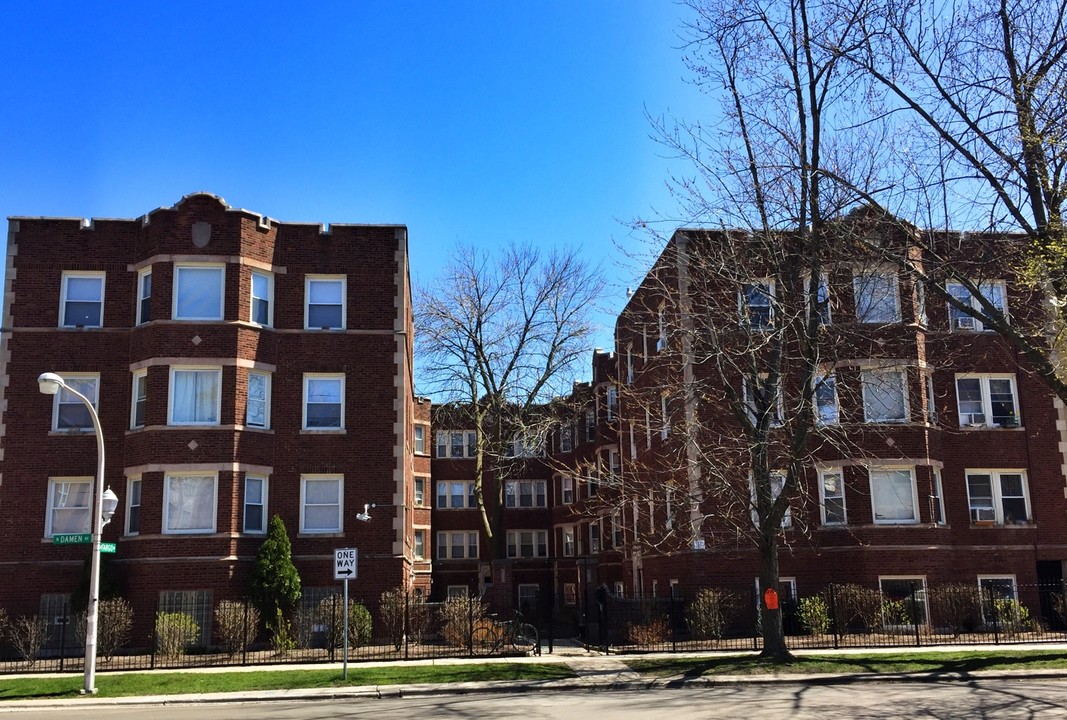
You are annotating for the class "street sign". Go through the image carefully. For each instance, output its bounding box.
[53,533,91,545]
[334,547,357,580]
[100,542,116,554]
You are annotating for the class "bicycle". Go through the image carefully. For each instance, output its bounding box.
[470,612,540,656]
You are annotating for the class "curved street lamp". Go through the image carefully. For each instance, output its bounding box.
[38,372,118,694]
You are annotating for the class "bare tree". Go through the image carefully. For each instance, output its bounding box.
[416,243,605,560]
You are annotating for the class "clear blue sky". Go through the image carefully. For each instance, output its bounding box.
[1,2,706,361]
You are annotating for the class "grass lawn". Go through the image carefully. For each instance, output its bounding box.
[626,649,1067,677]
[0,663,575,701]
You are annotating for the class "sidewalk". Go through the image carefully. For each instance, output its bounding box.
[5,640,1067,711]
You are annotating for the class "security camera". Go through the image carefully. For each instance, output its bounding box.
[356,503,374,522]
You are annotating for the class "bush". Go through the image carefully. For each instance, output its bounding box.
[832,584,883,631]
[928,584,982,637]
[249,516,301,627]
[8,615,47,665]
[97,598,134,661]
[318,595,373,649]
[155,611,199,658]
[269,608,295,654]
[992,598,1032,636]
[439,596,489,647]
[380,588,429,650]
[626,617,670,645]
[215,600,260,656]
[686,588,737,640]
[797,595,830,635]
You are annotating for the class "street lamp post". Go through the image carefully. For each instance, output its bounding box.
[38,372,117,694]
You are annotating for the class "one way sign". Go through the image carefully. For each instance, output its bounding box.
[334,547,358,581]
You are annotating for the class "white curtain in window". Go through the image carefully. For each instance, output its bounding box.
[166,475,215,531]
[173,370,219,423]
[176,267,222,319]
[247,373,267,427]
[871,469,915,521]
[51,481,91,534]
[304,479,340,530]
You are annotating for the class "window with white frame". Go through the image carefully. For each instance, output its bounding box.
[414,425,427,454]
[656,306,666,352]
[586,409,596,441]
[505,480,547,508]
[60,272,104,328]
[660,394,670,438]
[137,268,152,325]
[560,424,573,453]
[52,374,99,431]
[931,469,946,525]
[879,577,928,625]
[507,432,544,457]
[744,374,783,426]
[916,281,928,325]
[169,368,221,425]
[815,372,839,425]
[436,480,476,509]
[588,522,601,553]
[300,475,342,533]
[955,374,1019,428]
[947,281,1006,331]
[305,276,345,329]
[243,475,267,533]
[626,346,634,384]
[246,371,270,429]
[808,272,831,325]
[436,531,478,559]
[561,525,575,556]
[125,476,141,535]
[861,368,908,422]
[966,470,1030,525]
[164,473,217,534]
[173,264,224,321]
[414,476,426,507]
[750,472,791,528]
[853,270,900,323]
[561,475,574,504]
[612,510,624,547]
[820,469,846,525]
[665,486,674,530]
[131,370,147,429]
[606,385,618,420]
[869,467,919,523]
[925,372,938,423]
[413,529,427,559]
[250,271,273,326]
[507,529,548,558]
[46,477,91,537]
[435,430,477,458]
[608,448,621,477]
[740,280,774,329]
[303,374,343,429]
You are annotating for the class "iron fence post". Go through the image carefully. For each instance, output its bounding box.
[987,584,999,644]
[829,584,839,650]
[242,598,249,666]
[911,582,921,647]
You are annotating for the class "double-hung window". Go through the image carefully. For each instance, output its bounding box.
[60,272,104,328]
[606,385,618,420]
[815,372,839,425]
[820,470,846,525]
[246,371,271,429]
[173,264,224,321]
[505,480,547,508]
[46,477,92,537]
[414,425,427,454]
[947,281,1006,331]
[869,467,919,524]
[169,368,221,425]
[750,472,791,528]
[305,276,345,329]
[131,370,147,429]
[303,374,344,429]
[807,273,831,325]
[436,531,478,559]
[243,475,267,533]
[853,270,900,323]
[137,269,152,325]
[506,530,548,558]
[414,477,426,507]
[861,368,908,422]
[561,475,574,504]
[436,480,476,509]
[743,374,783,426]
[163,473,217,534]
[955,374,1019,428]
[561,526,576,556]
[740,280,774,329]
[125,476,142,535]
[966,470,1030,525]
[250,271,273,326]
[436,430,476,458]
[52,374,99,431]
[300,475,342,533]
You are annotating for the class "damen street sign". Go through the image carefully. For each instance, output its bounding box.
[53,533,91,545]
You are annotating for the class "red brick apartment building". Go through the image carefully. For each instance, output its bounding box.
[0,193,427,640]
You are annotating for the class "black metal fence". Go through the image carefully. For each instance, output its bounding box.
[581,581,1067,653]
[0,591,542,674]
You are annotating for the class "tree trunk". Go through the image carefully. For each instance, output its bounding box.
[757,537,793,662]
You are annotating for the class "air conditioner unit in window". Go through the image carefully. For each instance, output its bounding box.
[956,316,978,330]
[971,507,997,523]
[964,412,986,426]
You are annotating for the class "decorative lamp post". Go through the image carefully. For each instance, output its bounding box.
[38,372,118,694]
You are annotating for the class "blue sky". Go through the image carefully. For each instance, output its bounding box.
[1,2,706,360]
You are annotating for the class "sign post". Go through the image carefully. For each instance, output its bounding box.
[333,548,357,680]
